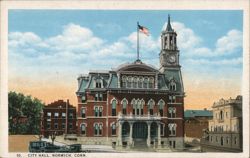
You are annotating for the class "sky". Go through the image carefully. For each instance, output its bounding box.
[8,10,243,110]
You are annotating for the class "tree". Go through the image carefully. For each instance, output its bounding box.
[8,91,44,134]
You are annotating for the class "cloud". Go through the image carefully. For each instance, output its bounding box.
[8,22,242,82]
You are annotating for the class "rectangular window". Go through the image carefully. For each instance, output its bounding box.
[160,124,164,136]
[54,112,59,118]
[46,122,51,129]
[99,107,103,117]
[99,93,103,101]
[81,95,86,103]
[81,125,86,135]
[141,109,143,115]
[62,123,65,129]
[133,109,135,115]
[62,113,66,118]
[159,109,163,117]
[54,123,58,129]
[95,93,98,101]
[69,112,73,119]
[99,127,102,135]
[69,123,73,129]
[82,108,86,118]
[47,112,51,118]
[173,141,176,148]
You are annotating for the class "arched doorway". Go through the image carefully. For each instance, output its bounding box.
[151,122,158,138]
[122,122,130,137]
[133,122,147,139]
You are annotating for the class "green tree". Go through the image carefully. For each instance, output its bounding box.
[8,91,44,134]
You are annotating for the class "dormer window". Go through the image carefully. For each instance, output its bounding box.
[95,78,102,88]
[169,80,177,91]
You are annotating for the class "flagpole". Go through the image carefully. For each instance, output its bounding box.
[137,21,139,61]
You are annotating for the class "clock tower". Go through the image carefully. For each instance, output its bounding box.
[159,15,180,71]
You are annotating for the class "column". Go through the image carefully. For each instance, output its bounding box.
[158,123,161,147]
[129,122,134,147]
[147,122,151,147]
[118,121,123,146]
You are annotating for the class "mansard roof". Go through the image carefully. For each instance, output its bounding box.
[114,60,159,73]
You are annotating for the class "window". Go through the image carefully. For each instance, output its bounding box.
[226,137,229,144]
[168,124,176,136]
[158,100,165,117]
[127,77,132,88]
[69,113,73,119]
[81,124,86,135]
[54,123,58,129]
[95,79,102,88]
[47,112,51,118]
[138,77,143,88]
[111,123,116,135]
[149,77,154,88]
[62,113,66,118]
[169,80,176,91]
[219,110,224,120]
[122,76,127,88]
[94,123,103,136]
[99,107,103,117]
[111,99,117,116]
[210,136,213,142]
[143,78,148,88]
[54,112,59,118]
[168,107,176,118]
[169,95,176,103]
[95,107,98,117]
[69,123,73,129]
[132,99,136,115]
[122,99,127,115]
[81,108,86,118]
[46,122,51,129]
[81,95,86,103]
[95,93,103,101]
[62,123,65,129]
[148,99,155,115]
[234,137,237,144]
[133,77,138,88]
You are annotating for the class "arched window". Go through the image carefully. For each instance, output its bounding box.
[127,76,132,88]
[95,78,102,88]
[121,99,128,115]
[148,99,155,115]
[122,76,127,88]
[81,124,86,135]
[111,99,117,116]
[131,99,136,115]
[168,123,177,136]
[143,77,149,89]
[140,99,145,115]
[138,77,143,88]
[169,80,176,91]
[158,99,165,117]
[136,99,140,115]
[149,77,154,88]
[133,77,138,88]
[94,124,98,135]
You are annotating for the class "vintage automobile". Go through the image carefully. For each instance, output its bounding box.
[29,141,82,153]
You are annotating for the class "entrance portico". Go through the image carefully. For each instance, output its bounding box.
[117,113,162,148]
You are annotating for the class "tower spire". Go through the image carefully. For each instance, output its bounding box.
[166,14,173,31]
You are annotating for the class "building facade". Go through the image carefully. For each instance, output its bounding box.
[201,95,242,152]
[76,16,185,150]
[184,109,212,143]
[41,100,77,138]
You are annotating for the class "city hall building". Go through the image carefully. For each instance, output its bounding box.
[76,17,185,150]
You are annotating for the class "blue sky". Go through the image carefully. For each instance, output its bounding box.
[8,10,243,108]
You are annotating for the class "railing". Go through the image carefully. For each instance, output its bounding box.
[117,112,161,120]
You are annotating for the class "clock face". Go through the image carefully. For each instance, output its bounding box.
[168,55,176,63]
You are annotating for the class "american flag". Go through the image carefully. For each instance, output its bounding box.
[138,24,149,36]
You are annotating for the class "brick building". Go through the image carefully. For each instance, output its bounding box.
[76,16,185,150]
[41,100,77,137]
[184,109,212,143]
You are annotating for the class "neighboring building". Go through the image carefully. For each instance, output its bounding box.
[184,109,212,143]
[201,95,242,152]
[41,100,77,138]
[76,16,185,150]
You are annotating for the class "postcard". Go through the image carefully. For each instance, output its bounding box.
[0,0,249,158]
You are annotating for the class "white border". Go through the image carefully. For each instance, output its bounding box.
[0,0,249,158]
